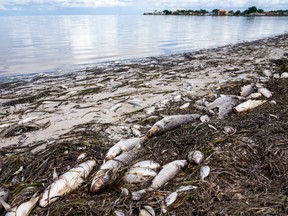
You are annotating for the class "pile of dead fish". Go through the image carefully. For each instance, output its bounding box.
[0,83,273,216]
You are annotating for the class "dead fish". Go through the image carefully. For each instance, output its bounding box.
[114,210,126,216]
[223,126,237,135]
[218,100,237,119]
[200,166,210,180]
[128,99,142,107]
[124,167,157,184]
[258,87,272,98]
[150,160,188,190]
[105,137,145,160]
[233,100,267,113]
[247,92,262,99]
[131,128,141,137]
[144,107,155,115]
[77,153,87,161]
[139,206,155,216]
[110,103,122,112]
[39,160,96,207]
[180,103,190,109]
[0,188,9,214]
[194,105,215,115]
[200,115,210,123]
[146,114,200,138]
[1,195,39,216]
[91,150,138,194]
[165,192,178,206]
[207,96,234,110]
[240,84,254,97]
[176,185,197,192]
[127,167,157,177]
[187,150,204,164]
[132,160,161,170]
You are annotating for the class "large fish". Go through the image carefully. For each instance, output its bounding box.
[39,160,96,207]
[132,160,188,200]
[206,95,234,110]
[91,149,138,194]
[233,100,267,113]
[1,195,39,216]
[105,137,146,160]
[146,114,200,138]
[150,160,188,190]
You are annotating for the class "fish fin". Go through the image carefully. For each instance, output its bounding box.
[53,168,58,180]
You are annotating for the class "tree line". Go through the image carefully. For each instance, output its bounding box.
[144,6,288,16]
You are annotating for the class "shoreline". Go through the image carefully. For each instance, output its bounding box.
[0,33,288,148]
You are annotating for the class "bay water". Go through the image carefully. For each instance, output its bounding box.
[0,15,288,78]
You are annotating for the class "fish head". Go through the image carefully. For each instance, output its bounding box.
[90,171,110,194]
[105,146,121,160]
[145,126,160,138]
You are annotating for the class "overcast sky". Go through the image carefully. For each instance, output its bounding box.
[0,0,288,15]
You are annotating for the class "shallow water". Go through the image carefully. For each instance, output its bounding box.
[0,15,288,78]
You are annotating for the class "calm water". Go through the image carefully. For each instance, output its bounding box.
[0,15,288,77]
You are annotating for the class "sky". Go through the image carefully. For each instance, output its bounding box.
[0,0,288,15]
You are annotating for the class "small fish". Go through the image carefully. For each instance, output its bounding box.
[146,114,200,138]
[128,98,142,107]
[258,87,272,98]
[105,137,145,160]
[77,153,87,161]
[165,192,178,206]
[180,103,190,109]
[127,167,157,177]
[131,128,141,137]
[144,107,155,115]
[207,96,234,110]
[233,100,267,113]
[39,160,96,207]
[200,115,210,123]
[124,173,150,184]
[200,166,210,180]
[132,160,161,170]
[176,185,197,192]
[110,103,122,112]
[0,188,9,214]
[187,150,204,164]
[1,195,39,216]
[247,92,262,99]
[218,100,237,119]
[150,160,188,190]
[240,84,254,97]
[139,206,155,216]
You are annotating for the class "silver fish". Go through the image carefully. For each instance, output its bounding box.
[247,92,262,99]
[240,84,254,97]
[233,100,267,113]
[200,166,210,180]
[258,87,272,98]
[124,174,150,184]
[2,195,39,216]
[165,192,178,206]
[139,206,155,216]
[91,150,138,194]
[187,150,204,164]
[132,160,161,170]
[127,167,157,177]
[146,114,200,138]
[0,188,9,214]
[150,160,188,190]
[207,96,234,110]
[105,137,145,160]
[218,100,237,119]
[39,160,96,207]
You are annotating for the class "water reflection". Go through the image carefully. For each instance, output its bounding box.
[0,15,287,76]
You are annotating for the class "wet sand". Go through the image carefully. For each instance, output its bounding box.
[0,33,288,148]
